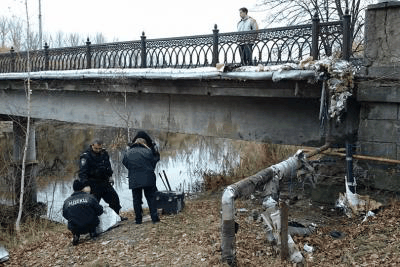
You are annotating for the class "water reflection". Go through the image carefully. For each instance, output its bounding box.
[37,133,240,221]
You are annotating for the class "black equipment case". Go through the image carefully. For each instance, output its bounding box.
[155,191,185,214]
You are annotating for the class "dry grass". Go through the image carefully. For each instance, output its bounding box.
[0,216,65,250]
[202,142,300,192]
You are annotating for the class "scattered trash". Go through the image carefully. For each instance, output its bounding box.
[336,176,382,218]
[362,210,376,223]
[330,230,345,239]
[251,209,259,220]
[0,245,9,263]
[237,208,248,213]
[215,63,225,72]
[96,206,121,233]
[304,244,314,253]
[262,196,278,210]
[288,221,316,236]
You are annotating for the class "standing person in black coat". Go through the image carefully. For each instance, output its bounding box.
[63,179,103,245]
[122,131,160,224]
[79,139,127,221]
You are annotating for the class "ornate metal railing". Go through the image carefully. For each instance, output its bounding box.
[0,13,351,73]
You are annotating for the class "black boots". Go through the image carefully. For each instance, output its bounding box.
[89,231,98,240]
[72,234,80,246]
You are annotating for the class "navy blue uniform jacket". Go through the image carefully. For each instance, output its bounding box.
[79,148,113,183]
[62,191,104,232]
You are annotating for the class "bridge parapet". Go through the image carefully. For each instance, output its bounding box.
[0,14,351,73]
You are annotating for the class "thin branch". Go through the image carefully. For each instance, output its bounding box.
[15,0,32,232]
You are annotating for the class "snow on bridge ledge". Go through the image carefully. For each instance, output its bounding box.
[0,56,354,82]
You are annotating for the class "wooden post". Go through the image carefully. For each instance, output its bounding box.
[280,200,289,261]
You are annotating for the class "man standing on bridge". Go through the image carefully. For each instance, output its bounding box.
[237,7,259,65]
[79,139,127,221]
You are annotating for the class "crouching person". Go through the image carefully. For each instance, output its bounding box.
[63,179,103,245]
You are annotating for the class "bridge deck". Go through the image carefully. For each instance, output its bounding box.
[0,60,358,146]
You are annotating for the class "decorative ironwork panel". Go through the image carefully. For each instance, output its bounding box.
[145,35,214,68]
[1,50,46,73]
[90,41,142,69]
[218,24,313,65]
[319,21,343,57]
[46,45,87,71]
[0,53,15,73]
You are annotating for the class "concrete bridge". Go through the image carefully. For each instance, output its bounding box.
[0,66,358,147]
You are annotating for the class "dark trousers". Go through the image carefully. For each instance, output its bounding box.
[68,222,98,236]
[89,180,122,214]
[131,185,159,223]
[239,44,254,65]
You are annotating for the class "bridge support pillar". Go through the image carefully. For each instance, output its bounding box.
[12,117,38,208]
[356,1,400,193]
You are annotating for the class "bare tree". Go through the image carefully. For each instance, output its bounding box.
[24,31,40,50]
[52,31,65,48]
[8,17,24,51]
[66,32,83,47]
[2,15,114,51]
[92,32,107,44]
[0,16,10,48]
[255,0,374,55]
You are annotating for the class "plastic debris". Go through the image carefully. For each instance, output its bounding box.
[262,196,278,210]
[330,230,345,239]
[0,245,9,263]
[96,206,121,233]
[362,210,376,223]
[304,244,314,253]
[336,176,382,218]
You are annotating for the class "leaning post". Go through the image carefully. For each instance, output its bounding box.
[86,38,92,69]
[311,12,320,60]
[342,10,351,61]
[141,32,147,68]
[212,24,219,67]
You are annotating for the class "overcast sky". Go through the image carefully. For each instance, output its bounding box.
[4,0,266,42]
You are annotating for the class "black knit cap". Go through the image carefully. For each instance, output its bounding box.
[73,179,87,191]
